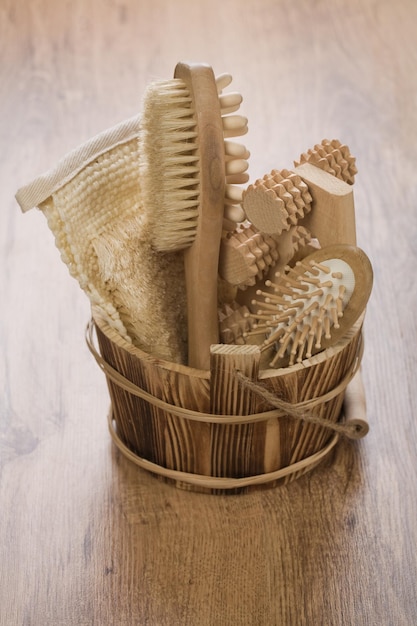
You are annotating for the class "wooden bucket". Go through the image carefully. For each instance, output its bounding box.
[87,308,365,494]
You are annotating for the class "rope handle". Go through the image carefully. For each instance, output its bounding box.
[235,367,369,440]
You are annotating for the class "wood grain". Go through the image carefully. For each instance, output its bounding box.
[210,344,262,489]
[92,309,362,495]
[1,0,417,624]
[174,63,225,370]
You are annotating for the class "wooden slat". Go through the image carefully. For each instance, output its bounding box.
[209,343,262,491]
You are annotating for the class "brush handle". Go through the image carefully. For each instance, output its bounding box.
[174,63,226,370]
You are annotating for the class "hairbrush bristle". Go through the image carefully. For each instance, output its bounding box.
[246,245,373,367]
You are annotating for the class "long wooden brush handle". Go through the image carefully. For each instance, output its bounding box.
[174,62,226,370]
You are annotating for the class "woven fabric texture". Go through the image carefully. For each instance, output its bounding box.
[15,117,188,362]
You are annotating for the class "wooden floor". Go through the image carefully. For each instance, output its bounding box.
[1,1,416,624]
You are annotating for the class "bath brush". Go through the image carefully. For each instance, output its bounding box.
[139,62,249,369]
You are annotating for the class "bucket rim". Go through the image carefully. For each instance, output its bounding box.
[91,306,364,379]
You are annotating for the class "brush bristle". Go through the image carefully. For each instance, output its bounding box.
[140,72,249,252]
[140,79,200,251]
[248,255,356,366]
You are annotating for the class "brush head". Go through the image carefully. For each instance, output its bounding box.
[139,63,249,253]
[139,77,200,251]
[247,244,373,367]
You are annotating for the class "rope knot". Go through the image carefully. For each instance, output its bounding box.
[234,367,368,440]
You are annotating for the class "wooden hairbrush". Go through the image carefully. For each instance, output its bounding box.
[246,244,373,367]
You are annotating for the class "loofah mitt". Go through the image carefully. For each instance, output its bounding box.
[16,115,188,363]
